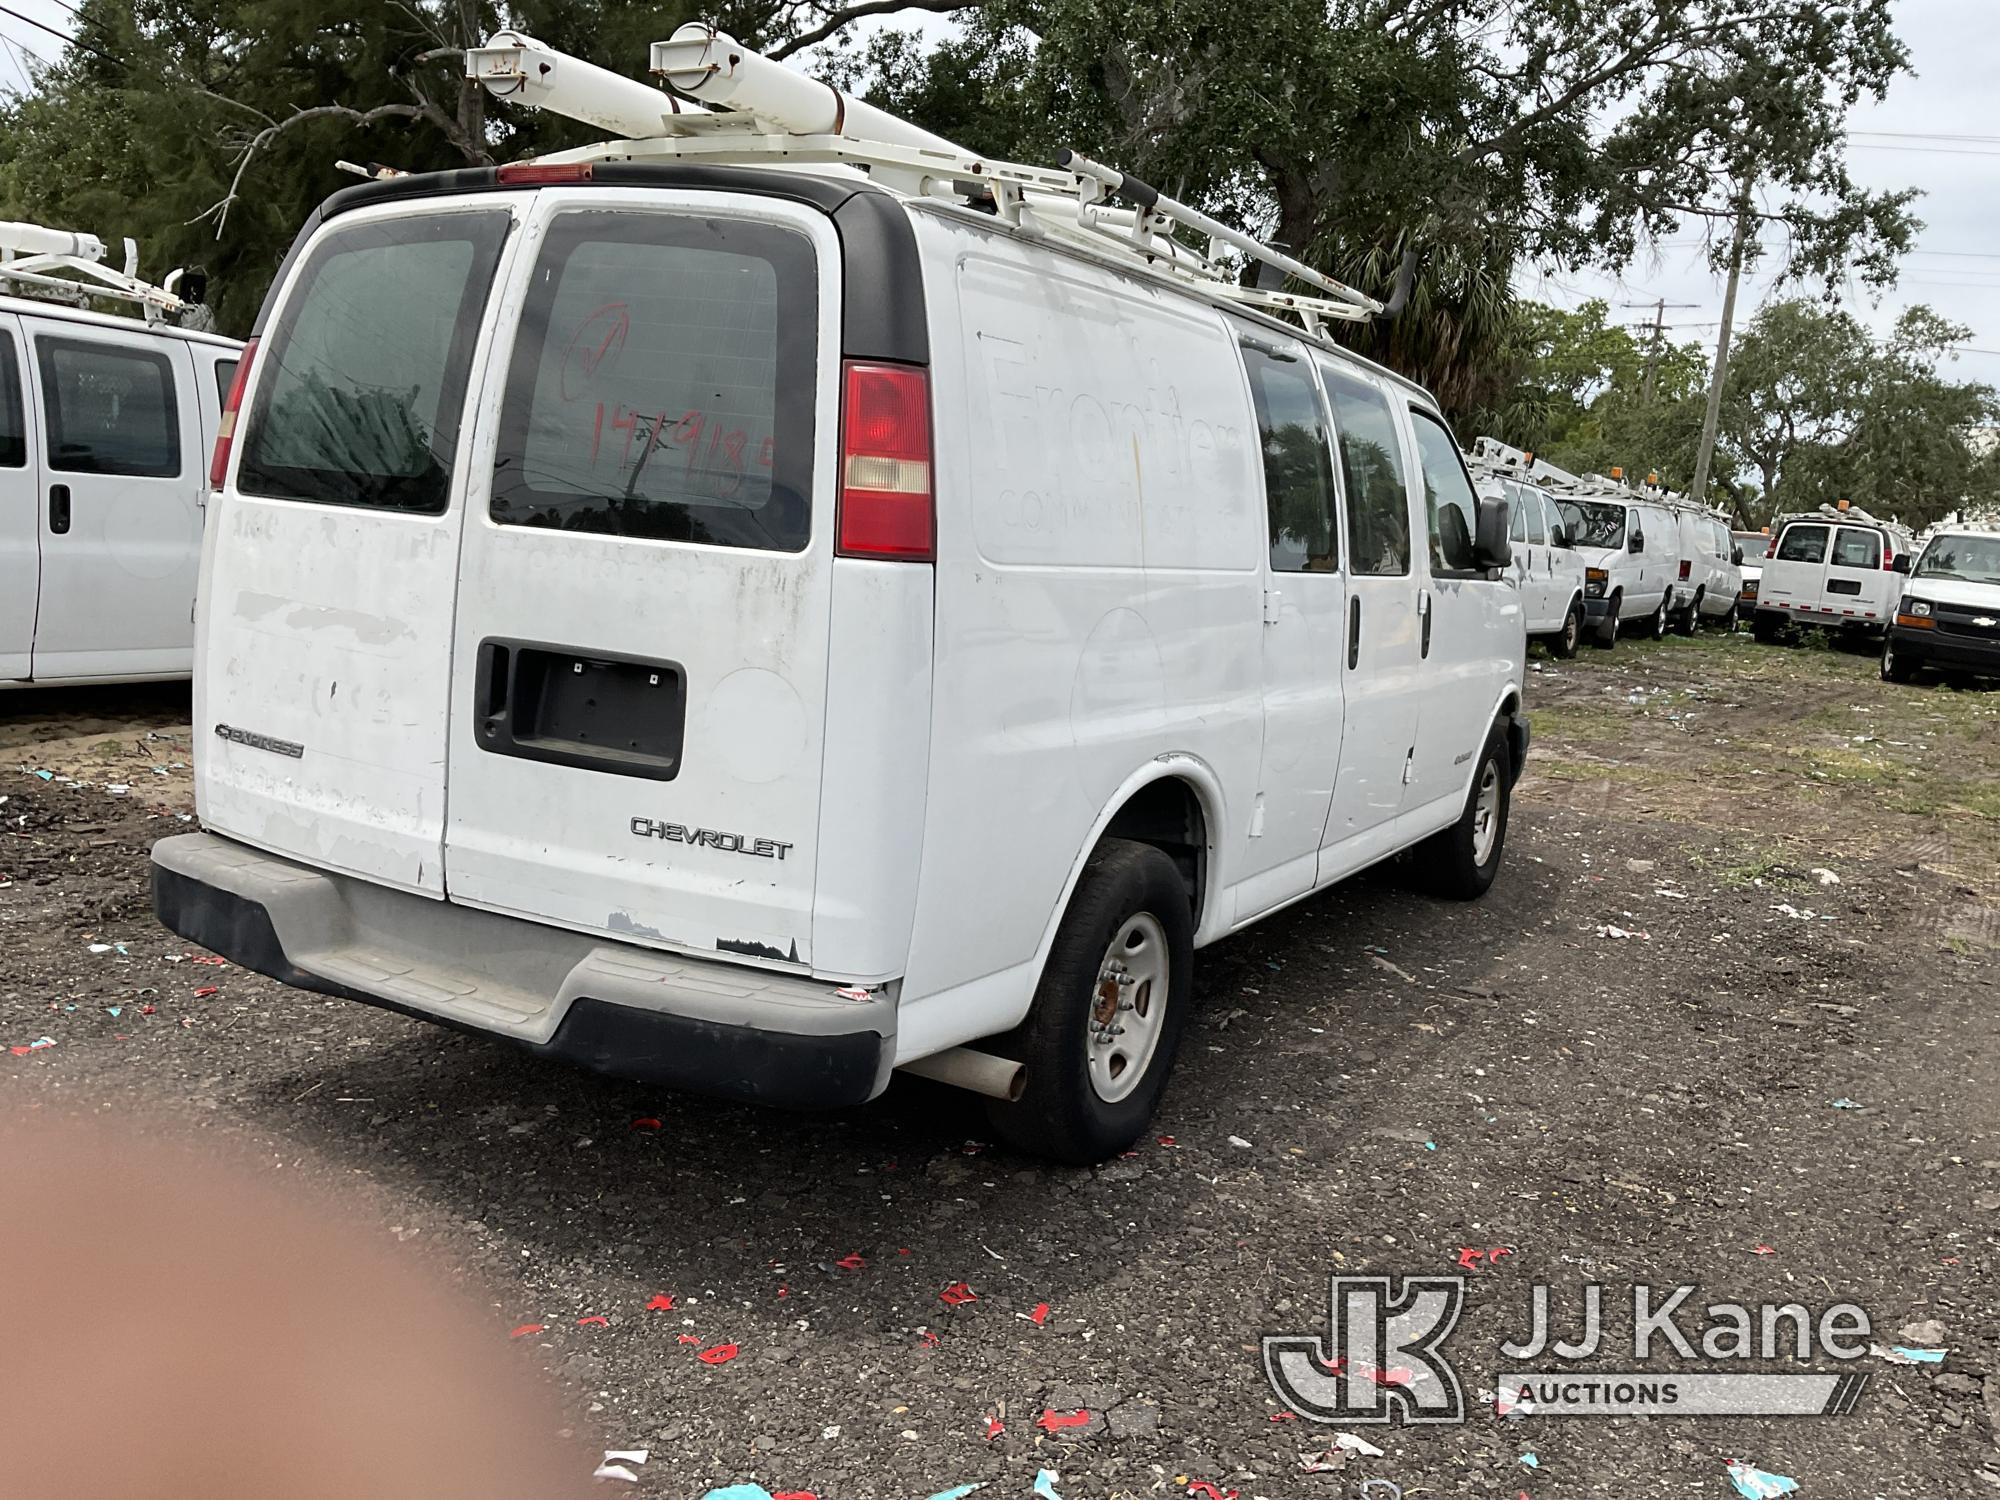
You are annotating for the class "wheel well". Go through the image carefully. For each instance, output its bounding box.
[1101,777,1207,925]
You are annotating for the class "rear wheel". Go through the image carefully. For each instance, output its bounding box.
[1649,596,1670,640]
[1674,590,1701,635]
[1753,610,1784,645]
[1409,723,1511,901]
[1881,636,1919,684]
[983,839,1194,1164]
[1552,601,1584,660]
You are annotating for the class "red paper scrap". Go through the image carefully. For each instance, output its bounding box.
[645,1294,676,1312]
[919,1330,940,1349]
[777,1284,790,1299]
[897,1248,912,1257]
[1187,1483,1238,1500]
[1456,1245,1513,1271]
[677,1334,703,1345]
[509,1323,546,1339]
[939,1281,978,1306]
[835,1252,867,1270]
[193,986,220,999]
[630,1117,662,1131]
[1028,1302,1051,1325]
[1752,1244,1775,1256]
[577,1315,609,1327]
[983,1415,1004,1440]
[1035,1410,1090,1433]
[773,1492,819,1500]
[1157,1135,1177,1146]
[140,1004,156,1015]
[697,1342,739,1365]
[1267,1412,1298,1423]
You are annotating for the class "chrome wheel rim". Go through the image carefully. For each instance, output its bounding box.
[1563,610,1579,651]
[1470,758,1502,866]
[1087,913,1169,1104]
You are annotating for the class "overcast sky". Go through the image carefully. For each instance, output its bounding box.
[1514,0,2000,379]
[1,0,1992,381]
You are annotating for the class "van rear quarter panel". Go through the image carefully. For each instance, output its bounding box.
[896,211,1265,1055]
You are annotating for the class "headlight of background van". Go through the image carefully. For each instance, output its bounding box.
[1907,599,1932,617]
[1585,568,1608,598]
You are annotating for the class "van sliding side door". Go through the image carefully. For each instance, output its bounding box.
[0,317,33,679]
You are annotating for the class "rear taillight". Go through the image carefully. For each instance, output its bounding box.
[209,335,258,488]
[1765,538,1778,559]
[1678,560,1691,580]
[1881,536,1894,571]
[837,360,933,561]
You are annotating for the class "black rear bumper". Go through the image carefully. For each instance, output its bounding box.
[151,861,887,1111]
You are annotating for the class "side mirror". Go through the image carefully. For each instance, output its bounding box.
[1732,546,1744,565]
[1472,494,1512,570]
[1550,527,1569,549]
[1892,554,1911,574]
[1628,530,1644,554]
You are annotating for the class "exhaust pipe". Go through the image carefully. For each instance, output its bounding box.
[897,1046,1025,1102]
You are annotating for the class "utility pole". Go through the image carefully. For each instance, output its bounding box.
[1690,178,1754,508]
[1619,298,1698,404]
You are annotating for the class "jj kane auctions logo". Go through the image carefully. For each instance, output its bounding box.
[1264,1277,1874,1423]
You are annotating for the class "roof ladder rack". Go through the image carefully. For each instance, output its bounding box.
[468,23,1391,335]
[0,219,192,323]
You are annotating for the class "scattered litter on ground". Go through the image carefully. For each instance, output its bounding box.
[8,1036,56,1056]
[1725,1460,1799,1498]
[1898,1318,1947,1346]
[1020,1301,1051,1325]
[1300,1431,1385,1471]
[577,1315,608,1327]
[1227,1135,1252,1148]
[983,1414,1004,1439]
[1752,1244,1776,1255]
[1829,1098,1860,1109]
[1874,1343,1946,1364]
[1033,1472,1064,1500]
[1810,868,1841,885]
[1519,1452,1540,1468]
[1367,952,1420,984]
[1596,924,1650,940]
[630,1116,662,1131]
[1455,1246,1514,1271]
[1037,1410,1090,1433]
[1356,1482,1402,1500]
[697,1342,739,1364]
[939,1281,978,1306]
[921,1484,983,1500]
[646,1293,676,1311]
[1184,1482,1237,1500]
[835,1252,867,1270]
[508,1322,545,1339]
[594,1449,648,1483]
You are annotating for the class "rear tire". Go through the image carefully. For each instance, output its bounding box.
[1409,723,1511,901]
[1649,597,1670,640]
[1753,610,1784,645]
[1674,591,1701,635]
[982,839,1194,1164]
[1552,601,1584,660]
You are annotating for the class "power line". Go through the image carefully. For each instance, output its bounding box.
[0,2,117,65]
[1851,130,2000,145]
[1848,142,2000,160]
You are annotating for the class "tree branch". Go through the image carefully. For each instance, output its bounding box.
[191,102,427,237]
[770,0,986,61]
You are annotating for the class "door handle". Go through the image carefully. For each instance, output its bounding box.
[48,484,70,535]
[1347,595,1362,669]
[1420,591,1433,658]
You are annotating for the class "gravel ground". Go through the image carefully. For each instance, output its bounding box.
[2,633,1997,1499]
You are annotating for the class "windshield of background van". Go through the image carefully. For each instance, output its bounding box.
[1559,500,1627,550]
[490,212,817,553]
[237,212,509,512]
[1916,535,2000,585]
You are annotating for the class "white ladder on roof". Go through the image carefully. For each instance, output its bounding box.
[466,24,1395,336]
[0,219,193,323]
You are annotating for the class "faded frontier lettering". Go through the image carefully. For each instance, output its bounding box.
[630,817,793,861]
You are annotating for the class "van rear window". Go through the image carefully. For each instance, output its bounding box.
[237,210,510,513]
[489,211,818,553]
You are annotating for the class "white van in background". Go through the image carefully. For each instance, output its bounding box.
[1753,502,1913,645]
[1,290,240,685]
[1667,503,1743,633]
[1551,482,1679,647]
[1468,439,1586,657]
[151,29,1529,1164]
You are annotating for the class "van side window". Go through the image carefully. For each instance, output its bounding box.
[1832,526,1881,569]
[238,211,510,513]
[491,211,818,553]
[1408,409,1479,573]
[1318,363,1410,575]
[1506,484,1529,542]
[35,338,180,477]
[1241,346,1336,572]
[1543,495,1568,546]
[1524,488,1548,544]
[1775,524,1828,563]
[213,359,239,408]
[0,331,22,468]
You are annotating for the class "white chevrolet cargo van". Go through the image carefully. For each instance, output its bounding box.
[2,255,241,685]
[1754,502,1912,645]
[150,27,1527,1162]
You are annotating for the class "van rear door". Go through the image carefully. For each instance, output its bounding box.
[441,191,840,969]
[1761,521,1830,617]
[199,203,518,893]
[0,315,33,678]
[1829,523,1896,624]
